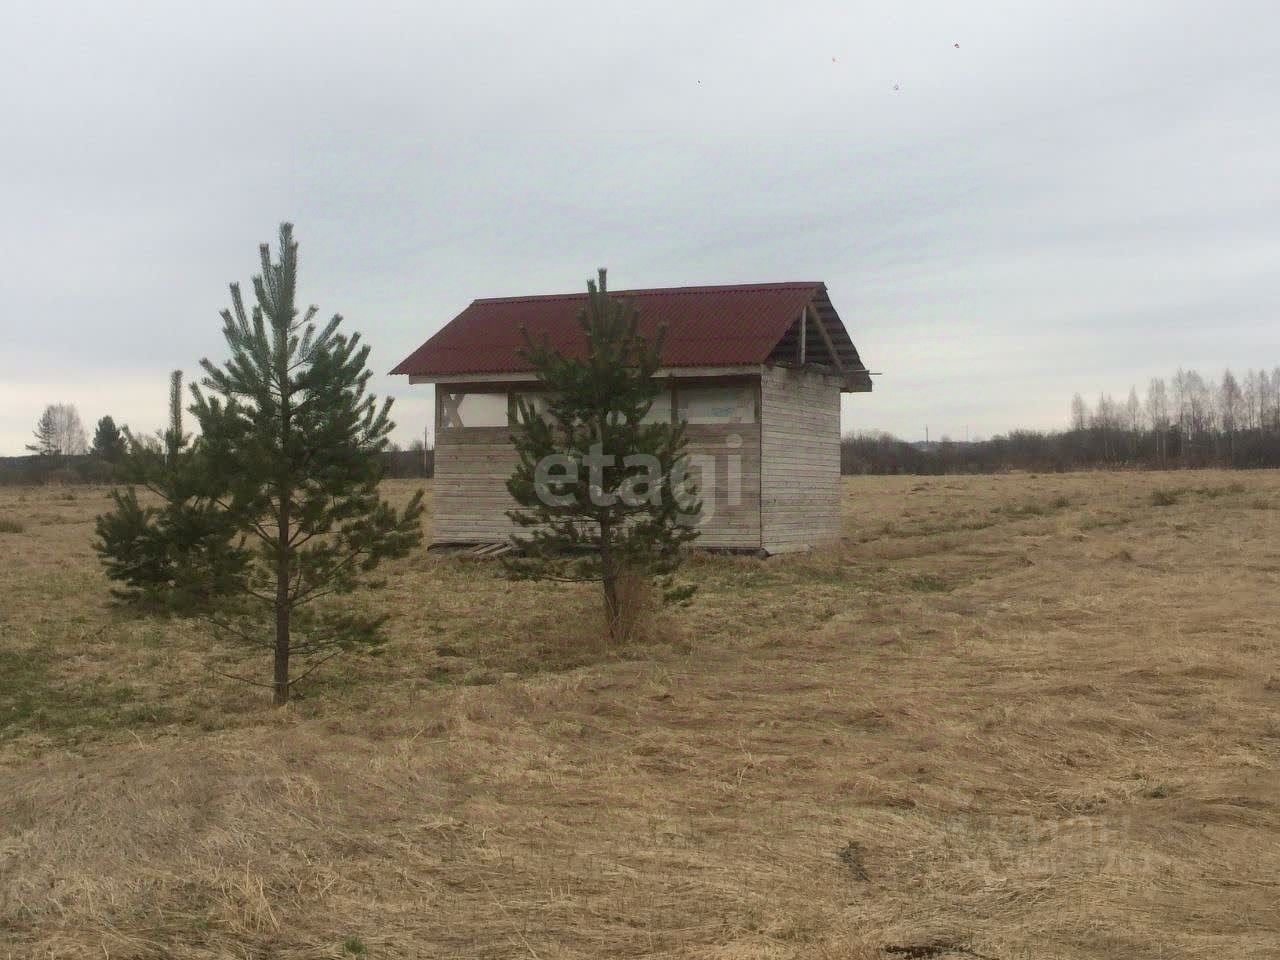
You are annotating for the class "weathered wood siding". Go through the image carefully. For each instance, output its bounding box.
[759,365,841,553]
[680,423,761,550]
[431,393,763,550]
[432,427,522,543]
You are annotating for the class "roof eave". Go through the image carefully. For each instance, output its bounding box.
[408,364,767,385]
[843,373,874,393]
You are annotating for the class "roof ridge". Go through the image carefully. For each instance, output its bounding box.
[472,281,822,305]
[389,280,861,379]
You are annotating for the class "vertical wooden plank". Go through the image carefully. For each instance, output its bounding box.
[759,365,840,554]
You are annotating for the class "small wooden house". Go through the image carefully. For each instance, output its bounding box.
[391,282,872,554]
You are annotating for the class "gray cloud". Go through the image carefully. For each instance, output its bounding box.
[3,1,1279,452]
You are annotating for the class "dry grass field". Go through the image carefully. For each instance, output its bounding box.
[1,471,1279,959]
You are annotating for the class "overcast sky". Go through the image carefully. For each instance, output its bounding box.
[3,1,1279,453]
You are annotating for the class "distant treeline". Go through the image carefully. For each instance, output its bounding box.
[0,448,436,486]
[843,365,1280,474]
[15,365,1280,481]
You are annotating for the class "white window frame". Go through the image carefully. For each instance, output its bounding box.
[438,391,510,429]
[675,382,758,424]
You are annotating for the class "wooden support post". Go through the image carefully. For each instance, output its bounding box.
[807,303,844,373]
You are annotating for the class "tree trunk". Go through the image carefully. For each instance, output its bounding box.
[599,519,619,643]
[274,490,291,706]
[602,573,619,642]
[273,328,294,706]
[274,351,293,704]
[273,622,289,705]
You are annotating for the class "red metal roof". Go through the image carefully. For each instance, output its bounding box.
[390,281,837,377]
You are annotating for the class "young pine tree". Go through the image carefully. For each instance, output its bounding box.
[95,371,249,610]
[506,269,699,641]
[192,223,423,704]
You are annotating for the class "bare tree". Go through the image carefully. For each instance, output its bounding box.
[1271,366,1280,434]
[1257,369,1272,437]
[1220,370,1243,462]
[1185,371,1210,462]
[1171,369,1189,465]
[26,403,87,456]
[1204,374,1222,461]
[1125,386,1143,459]
[1093,393,1119,462]
[1145,377,1169,467]
[1070,393,1089,433]
[1243,369,1263,432]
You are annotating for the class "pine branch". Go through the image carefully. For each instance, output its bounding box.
[286,648,347,688]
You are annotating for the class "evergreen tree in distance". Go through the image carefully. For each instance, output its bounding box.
[506,269,699,641]
[192,223,423,704]
[91,415,127,463]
